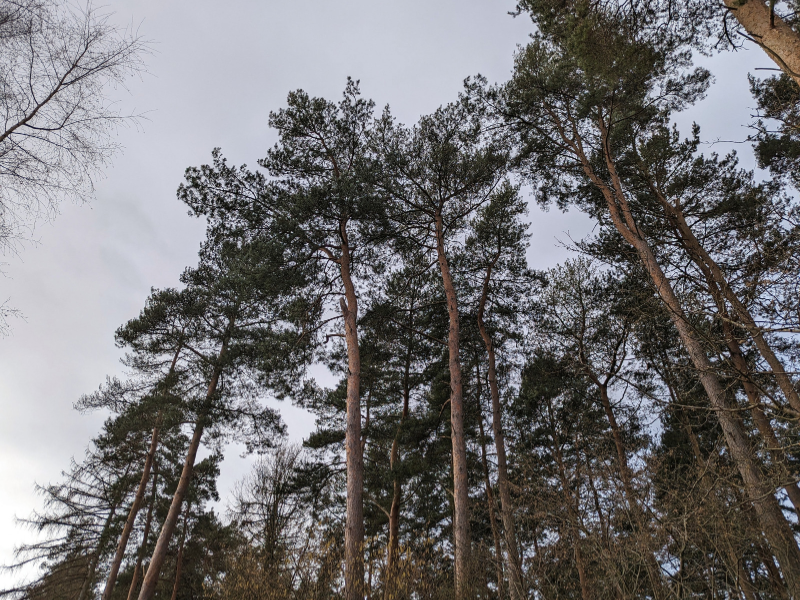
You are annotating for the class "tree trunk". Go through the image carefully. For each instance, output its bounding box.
[169,502,191,600]
[476,364,505,599]
[596,384,668,600]
[477,267,524,600]
[722,0,800,87]
[127,462,158,600]
[657,190,800,512]
[719,315,800,516]
[573,119,800,596]
[386,321,413,590]
[627,219,800,599]
[551,424,592,600]
[77,499,121,600]
[339,220,365,600]
[660,196,800,416]
[137,336,228,600]
[434,212,471,599]
[102,425,160,600]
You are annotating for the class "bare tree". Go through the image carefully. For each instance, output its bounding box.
[0,0,146,254]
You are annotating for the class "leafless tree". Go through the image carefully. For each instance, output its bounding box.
[0,0,146,333]
[0,0,146,253]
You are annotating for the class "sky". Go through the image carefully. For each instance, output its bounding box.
[0,0,773,584]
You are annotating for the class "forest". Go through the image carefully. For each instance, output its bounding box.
[2,0,800,599]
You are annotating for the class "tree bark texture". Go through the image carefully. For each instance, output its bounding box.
[723,0,800,86]
[434,212,471,599]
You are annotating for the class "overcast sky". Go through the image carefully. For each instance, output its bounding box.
[0,0,771,582]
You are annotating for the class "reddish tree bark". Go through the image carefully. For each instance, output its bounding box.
[434,211,471,599]
[339,219,365,600]
[723,0,800,86]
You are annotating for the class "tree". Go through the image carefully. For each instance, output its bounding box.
[375,99,508,599]
[261,80,383,600]
[461,183,531,600]
[516,0,800,87]
[0,0,146,255]
[494,12,800,594]
[118,232,303,600]
[180,80,384,600]
[533,260,669,599]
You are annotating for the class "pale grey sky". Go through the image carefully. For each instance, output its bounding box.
[0,0,771,583]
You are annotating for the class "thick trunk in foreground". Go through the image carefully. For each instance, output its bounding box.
[723,0,800,87]
[137,338,227,600]
[435,212,471,599]
[102,426,160,600]
[572,120,800,596]
[476,266,524,600]
[339,221,364,600]
[127,463,158,600]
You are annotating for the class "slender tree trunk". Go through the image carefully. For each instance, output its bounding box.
[737,555,760,600]
[434,212,471,599]
[569,119,800,596]
[722,0,800,86]
[128,462,158,600]
[77,499,121,600]
[584,452,608,546]
[169,502,191,600]
[662,197,800,415]
[476,364,505,599]
[551,426,592,600]
[626,215,800,598]
[386,322,413,591]
[104,347,182,600]
[596,384,667,600]
[102,425,160,600]
[339,220,365,600]
[660,198,800,512]
[477,265,524,600]
[757,540,791,600]
[719,315,800,516]
[138,336,228,600]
